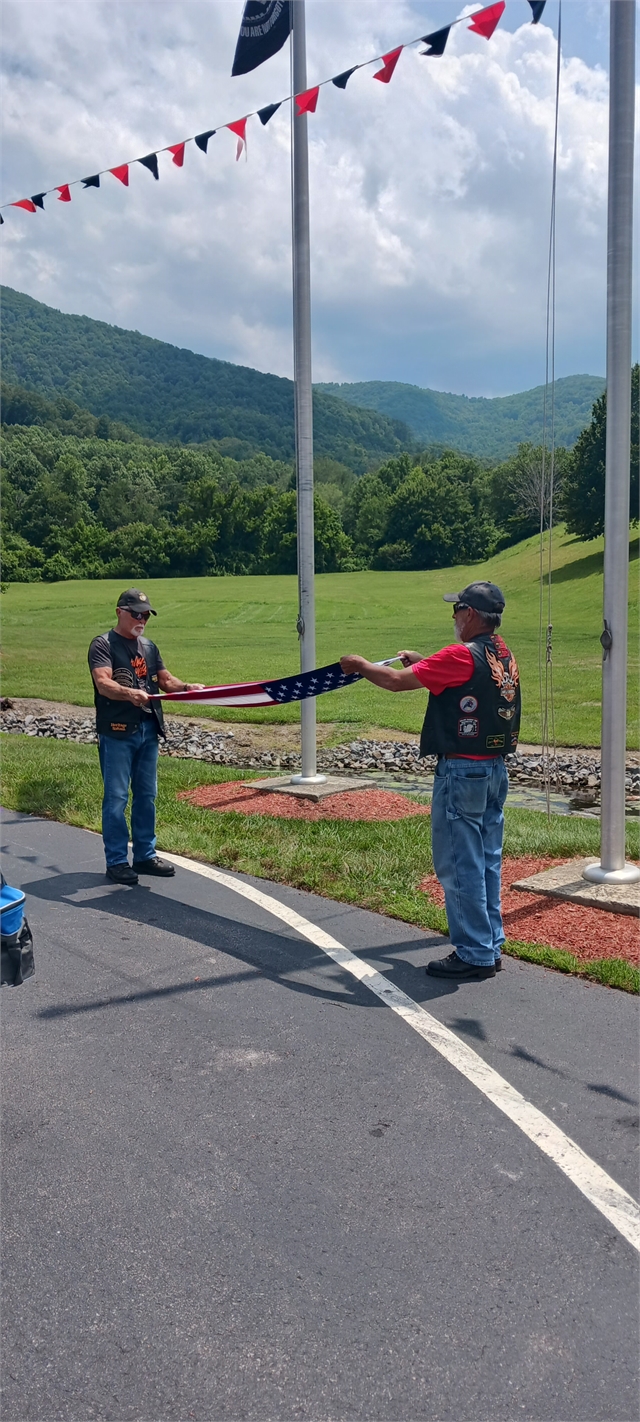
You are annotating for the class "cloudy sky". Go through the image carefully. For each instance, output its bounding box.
[1,1,636,395]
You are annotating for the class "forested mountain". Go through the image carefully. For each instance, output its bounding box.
[0,287,409,473]
[315,375,606,459]
[1,382,141,444]
[2,373,635,583]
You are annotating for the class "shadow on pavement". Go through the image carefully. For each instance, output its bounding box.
[24,869,461,1018]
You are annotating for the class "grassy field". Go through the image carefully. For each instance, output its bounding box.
[1,735,638,992]
[1,528,638,747]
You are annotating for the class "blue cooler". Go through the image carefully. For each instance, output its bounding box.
[1,882,26,936]
[1,877,34,986]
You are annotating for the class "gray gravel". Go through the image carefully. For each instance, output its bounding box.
[3,703,639,806]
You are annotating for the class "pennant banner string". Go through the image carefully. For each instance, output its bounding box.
[1,1,545,216]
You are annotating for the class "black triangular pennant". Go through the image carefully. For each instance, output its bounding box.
[332,66,357,89]
[258,102,281,126]
[138,153,159,180]
[527,1,546,20]
[31,193,46,209]
[420,26,451,57]
[0,214,5,225]
[82,175,100,188]
[195,129,216,153]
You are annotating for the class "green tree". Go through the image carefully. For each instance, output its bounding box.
[343,474,392,557]
[487,442,571,548]
[0,532,44,582]
[562,365,639,539]
[42,551,76,582]
[17,452,94,545]
[378,454,496,570]
[261,491,353,574]
[103,522,171,580]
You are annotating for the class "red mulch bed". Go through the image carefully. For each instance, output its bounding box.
[179,781,432,823]
[419,857,639,966]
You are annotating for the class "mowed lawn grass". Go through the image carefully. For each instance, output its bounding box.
[1,528,638,747]
[2,735,638,991]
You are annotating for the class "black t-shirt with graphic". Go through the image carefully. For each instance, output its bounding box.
[88,632,165,715]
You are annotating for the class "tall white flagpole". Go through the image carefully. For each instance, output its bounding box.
[584,0,639,886]
[290,0,324,784]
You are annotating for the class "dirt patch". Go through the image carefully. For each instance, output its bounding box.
[419,857,639,965]
[179,781,432,823]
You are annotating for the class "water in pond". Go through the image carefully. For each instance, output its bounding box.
[358,770,599,817]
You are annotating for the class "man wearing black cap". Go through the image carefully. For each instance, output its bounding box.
[340,581,521,980]
[88,590,205,885]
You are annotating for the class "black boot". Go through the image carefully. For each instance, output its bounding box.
[106,863,138,886]
[132,857,175,877]
[426,950,496,981]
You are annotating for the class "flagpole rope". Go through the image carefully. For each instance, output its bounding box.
[0,2,545,216]
[539,0,561,814]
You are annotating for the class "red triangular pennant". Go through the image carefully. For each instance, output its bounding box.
[295,86,319,115]
[168,143,185,167]
[12,199,37,213]
[373,47,403,83]
[56,185,71,202]
[227,117,247,160]
[467,2,506,39]
[110,164,129,186]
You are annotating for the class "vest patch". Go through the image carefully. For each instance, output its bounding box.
[458,717,479,737]
[110,722,127,732]
[486,733,506,749]
[485,644,519,703]
[459,695,478,713]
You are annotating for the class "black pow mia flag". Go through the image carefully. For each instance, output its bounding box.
[231,1,292,76]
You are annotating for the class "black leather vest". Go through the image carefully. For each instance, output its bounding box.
[420,634,521,758]
[93,631,165,738]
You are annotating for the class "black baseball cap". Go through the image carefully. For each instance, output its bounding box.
[442,581,505,614]
[116,588,157,615]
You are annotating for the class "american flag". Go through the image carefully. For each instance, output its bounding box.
[150,660,369,709]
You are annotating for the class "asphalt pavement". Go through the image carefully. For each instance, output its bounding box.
[1,809,638,1422]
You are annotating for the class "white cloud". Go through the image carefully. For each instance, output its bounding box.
[0,1,629,395]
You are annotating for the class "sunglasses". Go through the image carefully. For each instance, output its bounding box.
[126,609,151,621]
[453,602,469,614]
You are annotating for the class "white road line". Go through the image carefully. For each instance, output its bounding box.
[163,852,640,1254]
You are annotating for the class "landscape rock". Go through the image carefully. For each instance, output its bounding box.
[2,705,639,808]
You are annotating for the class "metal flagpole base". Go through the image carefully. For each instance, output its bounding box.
[290,773,327,785]
[582,862,640,885]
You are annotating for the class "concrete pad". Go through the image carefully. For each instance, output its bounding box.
[244,774,377,802]
[512,857,640,917]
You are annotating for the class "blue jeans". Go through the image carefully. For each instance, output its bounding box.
[98,718,159,867]
[430,757,508,966]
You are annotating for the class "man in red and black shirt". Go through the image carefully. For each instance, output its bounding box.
[341,581,521,981]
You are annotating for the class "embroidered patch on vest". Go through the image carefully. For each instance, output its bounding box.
[110,722,128,732]
[485,645,520,703]
[458,717,479,737]
[486,733,506,749]
[459,695,478,713]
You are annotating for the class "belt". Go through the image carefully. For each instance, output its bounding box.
[442,753,501,760]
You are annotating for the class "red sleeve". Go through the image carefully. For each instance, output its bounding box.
[411,644,475,695]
